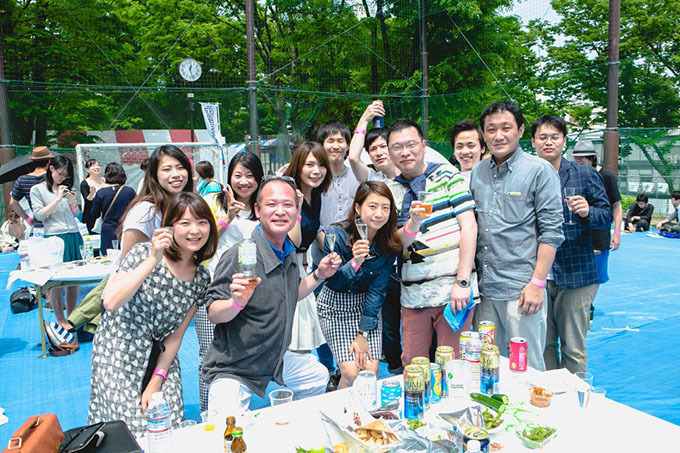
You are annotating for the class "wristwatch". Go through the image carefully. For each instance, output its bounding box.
[358,330,369,339]
[312,270,325,283]
[455,278,470,288]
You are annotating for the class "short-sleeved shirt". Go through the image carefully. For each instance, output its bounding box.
[590,167,621,250]
[11,174,45,228]
[388,162,475,309]
[120,201,161,252]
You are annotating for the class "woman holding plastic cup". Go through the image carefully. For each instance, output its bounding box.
[316,181,402,388]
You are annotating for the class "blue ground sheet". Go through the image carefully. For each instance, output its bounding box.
[0,232,678,441]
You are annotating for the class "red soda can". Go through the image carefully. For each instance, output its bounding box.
[509,337,527,372]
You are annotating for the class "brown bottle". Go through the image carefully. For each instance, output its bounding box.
[230,427,246,452]
[223,416,236,452]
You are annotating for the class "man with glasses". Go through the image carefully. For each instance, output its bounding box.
[386,119,478,364]
[470,101,564,371]
[203,176,342,416]
[532,115,611,373]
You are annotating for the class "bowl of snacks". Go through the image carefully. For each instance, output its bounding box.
[354,419,402,452]
[515,425,557,449]
[529,386,554,408]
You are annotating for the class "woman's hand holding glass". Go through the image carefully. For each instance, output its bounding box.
[351,238,370,267]
[408,200,429,227]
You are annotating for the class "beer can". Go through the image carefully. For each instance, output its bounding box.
[459,331,473,360]
[411,357,431,410]
[509,337,528,372]
[403,365,425,420]
[435,346,454,398]
[430,363,442,403]
[373,116,384,128]
[464,427,490,452]
[380,379,402,407]
[478,321,495,346]
[481,344,500,395]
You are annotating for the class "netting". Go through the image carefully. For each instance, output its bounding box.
[1,0,679,217]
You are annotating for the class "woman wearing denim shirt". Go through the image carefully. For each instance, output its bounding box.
[317,181,402,388]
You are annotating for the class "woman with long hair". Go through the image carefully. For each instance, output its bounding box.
[283,142,331,352]
[89,192,217,436]
[30,155,82,330]
[317,181,402,388]
[195,151,263,410]
[90,163,136,254]
[80,159,106,233]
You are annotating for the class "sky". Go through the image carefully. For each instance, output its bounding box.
[506,0,561,25]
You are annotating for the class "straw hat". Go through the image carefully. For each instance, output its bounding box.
[29,146,54,161]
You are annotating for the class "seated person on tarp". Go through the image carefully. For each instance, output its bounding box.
[625,193,654,232]
[0,212,26,252]
[656,191,680,234]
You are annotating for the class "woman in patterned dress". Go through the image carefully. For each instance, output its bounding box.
[88,192,218,435]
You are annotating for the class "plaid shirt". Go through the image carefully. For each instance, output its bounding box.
[551,158,612,289]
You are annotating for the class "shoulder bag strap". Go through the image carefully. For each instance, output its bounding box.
[102,186,123,222]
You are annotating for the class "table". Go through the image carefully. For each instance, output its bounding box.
[171,357,680,452]
[9,260,113,358]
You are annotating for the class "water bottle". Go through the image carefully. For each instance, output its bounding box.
[238,238,258,289]
[466,332,482,393]
[85,237,94,258]
[18,242,30,271]
[146,391,173,453]
[467,439,481,453]
[33,228,44,238]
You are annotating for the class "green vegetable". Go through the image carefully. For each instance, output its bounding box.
[295,448,324,453]
[407,419,425,430]
[522,426,557,442]
[491,393,509,405]
[482,409,503,429]
[470,393,506,413]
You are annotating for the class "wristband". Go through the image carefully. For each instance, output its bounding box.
[232,299,245,311]
[70,205,78,211]
[350,258,361,271]
[354,129,367,135]
[218,218,229,229]
[614,231,621,236]
[296,216,302,222]
[152,368,167,380]
[530,277,546,288]
[26,216,32,224]
[403,223,417,238]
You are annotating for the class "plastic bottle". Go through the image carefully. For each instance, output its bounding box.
[465,332,482,393]
[18,242,30,271]
[85,237,94,258]
[466,439,481,452]
[238,238,258,288]
[146,391,173,453]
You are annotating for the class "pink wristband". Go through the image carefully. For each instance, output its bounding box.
[354,129,367,135]
[530,277,546,288]
[403,223,417,238]
[26,216,32,223]
[350,258,361,271]
[232,299,245,311]
[218,218,229,229]
[70,205,78,211]
[152,368,167,380]
[614,231,621,236]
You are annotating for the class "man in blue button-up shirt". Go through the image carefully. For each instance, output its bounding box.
[532,115,611,373]
[470,101,564,371]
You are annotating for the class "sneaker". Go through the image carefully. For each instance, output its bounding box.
[45,322,76,346]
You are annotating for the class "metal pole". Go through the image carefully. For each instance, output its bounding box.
[419,0,429,140]
[603,0,620,177]
[245,0,260,156]
[187,92,195,142]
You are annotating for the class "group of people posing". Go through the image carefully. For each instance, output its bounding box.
[16,99,643,436]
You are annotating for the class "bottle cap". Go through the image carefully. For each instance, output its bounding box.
[232,427,243,437]
[151,391,164,401]
[467,439,481,452]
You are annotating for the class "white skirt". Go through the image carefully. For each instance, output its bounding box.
[289,252,326,351]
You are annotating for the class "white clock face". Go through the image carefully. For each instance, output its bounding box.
[179,58,202,82]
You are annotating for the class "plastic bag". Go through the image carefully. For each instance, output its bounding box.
[26,236,64,269]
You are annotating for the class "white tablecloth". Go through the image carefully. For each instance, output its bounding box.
[170,357,680,452]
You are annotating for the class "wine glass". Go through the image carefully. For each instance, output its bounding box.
[563,187,577,225]
[355,220,368,240]
[326,233,337,253]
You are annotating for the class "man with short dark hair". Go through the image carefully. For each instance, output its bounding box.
[532,115,611,372]
[387,118,478,364]
[10,146,53,232]
[449,119,487,184]
[656,191,680,233]
[625,194,654,232]
[470,101,564,371]
[203,177,341,417]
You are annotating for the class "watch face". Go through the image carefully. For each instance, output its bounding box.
[179,58,202,82]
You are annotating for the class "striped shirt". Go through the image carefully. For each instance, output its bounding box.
[388,163,475,309]
[11,174,45,228]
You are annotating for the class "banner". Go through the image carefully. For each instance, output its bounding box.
[199,102,226,149]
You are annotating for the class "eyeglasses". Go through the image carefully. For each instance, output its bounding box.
[389,140,422,153]
[535,134,564,143]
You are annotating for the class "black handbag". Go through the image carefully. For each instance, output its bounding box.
[61,420,142,453]
[10,286,36,314]
[141,339,165,392]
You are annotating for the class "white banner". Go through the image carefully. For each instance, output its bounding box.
[200,102,226,149]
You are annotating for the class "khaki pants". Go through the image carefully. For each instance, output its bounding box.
[544,282,598,373]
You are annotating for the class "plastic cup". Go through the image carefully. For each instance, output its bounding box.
[269,389,294,425]
[589,387,607,410]
[111,240,119,250]
[575,371,594,408]
[179,420,197,429]
[200,409,217,430]
[417,191,433,215]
